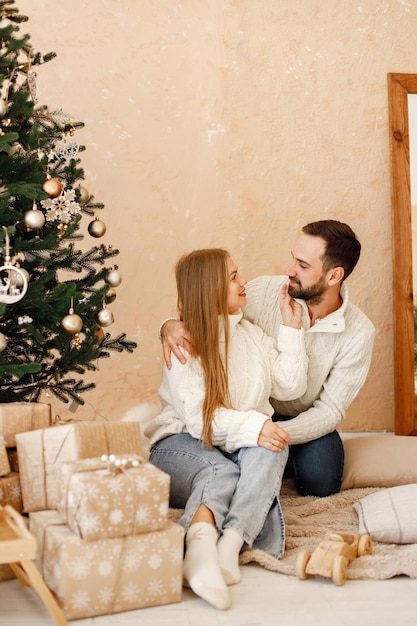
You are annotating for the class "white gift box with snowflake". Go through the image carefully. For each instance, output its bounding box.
[29,509,184,620]
[57,455,170,541]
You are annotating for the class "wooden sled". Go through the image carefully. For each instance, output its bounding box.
[0,504,66,625]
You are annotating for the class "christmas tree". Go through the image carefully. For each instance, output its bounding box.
[0,0,136,405]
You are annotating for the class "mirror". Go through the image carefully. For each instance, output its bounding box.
[387,73,417,436]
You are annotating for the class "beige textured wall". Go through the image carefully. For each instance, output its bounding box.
[17,0,417,432]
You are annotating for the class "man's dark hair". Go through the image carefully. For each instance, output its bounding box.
[302,219,361,281]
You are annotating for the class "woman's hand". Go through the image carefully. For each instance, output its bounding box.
[257,419,290,451]
[161,319,194,368]
[280,282,303,329]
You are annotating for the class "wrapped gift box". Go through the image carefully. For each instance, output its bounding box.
[16,421,143,513]
[58,455,170,541]
[30,510,184,620]
[0,472,23,513]
[0,439,10,477]
[6,448,18,473]
[0,402,51,447]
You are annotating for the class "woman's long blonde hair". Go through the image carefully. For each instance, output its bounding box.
[175,248,232,446]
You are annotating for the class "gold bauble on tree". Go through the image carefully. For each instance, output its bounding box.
[24,200,45,230]
[105,268,122,287]
[61,300,83,336]
[95,303,114,327]
[0,98,7,117]
[14,266,29,289]
[0,332,7,352]
[88,217,106,238]
[78,186,89,205]
[105,287,117,303]
[42,175,63,198]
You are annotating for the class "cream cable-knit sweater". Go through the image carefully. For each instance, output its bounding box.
[145,312,308,453]
[243,275,375,444]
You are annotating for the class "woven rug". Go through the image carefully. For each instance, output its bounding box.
[169,480,417,580]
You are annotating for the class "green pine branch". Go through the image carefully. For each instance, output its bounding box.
[0,1,137,405]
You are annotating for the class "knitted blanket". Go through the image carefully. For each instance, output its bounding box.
[169,481,417,580]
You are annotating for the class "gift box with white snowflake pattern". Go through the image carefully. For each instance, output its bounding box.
[29,510,184,620]
[57,455,170,541]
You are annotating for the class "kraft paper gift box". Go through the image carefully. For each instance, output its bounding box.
[0,472,23,513]
[29,510,184,620]
[0,438,10,477]
[58,455,170,541]
[0,402,51,447]
[6,447,18,473]
[16,421,143,513]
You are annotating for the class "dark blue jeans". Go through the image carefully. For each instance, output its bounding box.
[272,413,344,497]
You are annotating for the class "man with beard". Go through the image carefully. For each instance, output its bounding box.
[159,220,375,497]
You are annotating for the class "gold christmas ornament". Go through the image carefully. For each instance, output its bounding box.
[0,332,7,352]
[95,327,105,342]
[105,287,117,303]
[61,299,83,335]
[78,186,89,205]
[88,217,106,238]
[0,98,7,117]
[105,268,122,287]
[0,17,11,29]
[13,266,29,289]
[24,200,45,230]
[95,303,114,327]
[71,332,84,350]
[8,142,24,156]
[42,175,63,198]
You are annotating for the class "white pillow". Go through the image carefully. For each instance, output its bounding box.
[353,483,417,544]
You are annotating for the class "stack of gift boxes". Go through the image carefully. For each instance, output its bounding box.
[0,404,184,620]
[0,402,52,582]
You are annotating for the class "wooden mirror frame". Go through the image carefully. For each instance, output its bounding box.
[387,73,417,436]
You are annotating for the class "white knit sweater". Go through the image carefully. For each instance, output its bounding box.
[145,312,308,453]
[243,275,376,444]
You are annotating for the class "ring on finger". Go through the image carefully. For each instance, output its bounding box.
[272,439,278,446]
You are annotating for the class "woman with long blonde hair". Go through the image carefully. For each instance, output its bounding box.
[146,248,308,610]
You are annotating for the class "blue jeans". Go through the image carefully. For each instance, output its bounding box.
[272,413,344,497]
[149,433,289,558]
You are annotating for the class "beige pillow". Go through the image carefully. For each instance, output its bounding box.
[353,483,417,544]
[342,435,417,490]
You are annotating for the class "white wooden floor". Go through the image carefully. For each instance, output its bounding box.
[0,562,416,626]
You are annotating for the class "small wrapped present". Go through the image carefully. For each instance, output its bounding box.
[0,472,23,513]
[0,402,51,447]
[58,455,170,541]
[0,438,10,477]
[30,510,184,620]
[16,421,143,512]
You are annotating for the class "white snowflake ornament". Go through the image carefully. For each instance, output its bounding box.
[41,187,81,223]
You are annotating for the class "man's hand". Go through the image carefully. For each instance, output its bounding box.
[257,419,290,451]
[280,282,303,329]
[161,319,193,369]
